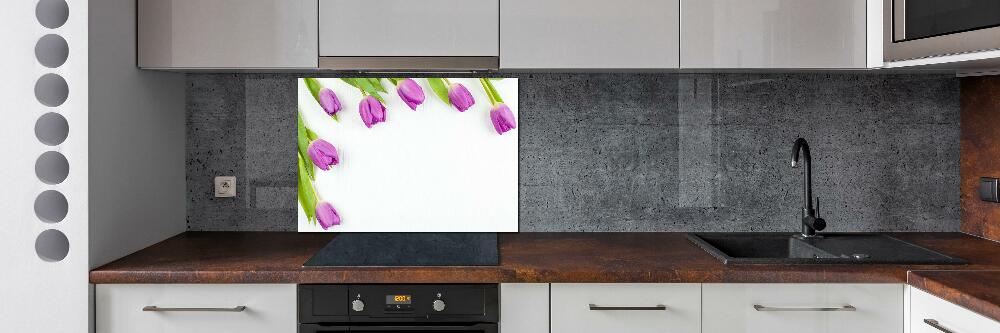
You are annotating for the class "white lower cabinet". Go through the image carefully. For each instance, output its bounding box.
[910,286,1000,333]
[550,283,701,333]
[94,282,999,333]
[702,283,904,333]
[96,284,297,333]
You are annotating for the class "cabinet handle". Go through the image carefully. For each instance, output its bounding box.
[588,304,667,311]
[142,306,247,312]
[923,319,955,333]
[753,304,856,312]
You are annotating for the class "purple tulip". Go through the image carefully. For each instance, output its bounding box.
[318,88,342,116]
[396,79,425,111]
[307,139,339,170]
[359,96,386,128]
[489,104,517,135]
[447,83,475,112]
[315,202,341,229]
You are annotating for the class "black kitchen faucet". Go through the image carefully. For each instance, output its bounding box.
[791,138,826,238]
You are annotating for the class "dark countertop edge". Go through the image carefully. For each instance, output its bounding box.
[907,270,1000,323]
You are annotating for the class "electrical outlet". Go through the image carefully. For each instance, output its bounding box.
[980,177,999,202]
[215,176,236,198]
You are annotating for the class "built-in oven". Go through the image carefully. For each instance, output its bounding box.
[298,284,498,333]
[884,0,1000,61]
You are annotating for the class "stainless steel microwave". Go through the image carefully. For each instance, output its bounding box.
[884,0,1000,62]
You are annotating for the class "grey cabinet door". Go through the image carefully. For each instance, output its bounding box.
[138,0,318,69]
[319,0,500,57]
[680,0,867,69]
[501,0,680,69]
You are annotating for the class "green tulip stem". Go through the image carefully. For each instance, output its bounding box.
[304,78,340,122]
[478,79,495,105]
[340,78,358,88]
[297,153,320,224]
[297,110,316,180]
[479,78,504,106]
[426,78,451,105]
[303,78,322,101]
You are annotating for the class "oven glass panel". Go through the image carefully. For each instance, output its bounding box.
[904,0,1000,40]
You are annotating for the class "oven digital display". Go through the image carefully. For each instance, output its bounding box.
[386,295,412,305]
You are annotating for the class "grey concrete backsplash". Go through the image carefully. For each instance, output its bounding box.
[186,73,960,232]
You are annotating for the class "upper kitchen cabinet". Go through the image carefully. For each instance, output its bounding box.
[318,0,500,70]
[681,0,874,69]
[137,0,318,69]
[501,0,680,69]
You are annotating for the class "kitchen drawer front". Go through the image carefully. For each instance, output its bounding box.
[551,283,701,333]
[910,287,1000,333]
[96,284,297,333]
[703,283,903,333]
[319,0,499,57]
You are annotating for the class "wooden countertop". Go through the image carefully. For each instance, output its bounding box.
[908,270,1000,322]
[89,232,1000,321]
[91,232,1000,284]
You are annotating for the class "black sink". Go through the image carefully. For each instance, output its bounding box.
[687,233,966,265]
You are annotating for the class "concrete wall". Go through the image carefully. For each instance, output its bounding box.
[186,73,960,232]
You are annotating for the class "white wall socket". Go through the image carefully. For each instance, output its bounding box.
[214,176,236,198]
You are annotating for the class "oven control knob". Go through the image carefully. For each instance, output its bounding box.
[432,299,446,312]
[351,299,365,312]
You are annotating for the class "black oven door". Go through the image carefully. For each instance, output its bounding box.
[300,323,498,333]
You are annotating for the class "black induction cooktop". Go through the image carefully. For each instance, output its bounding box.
[303,233,499,267]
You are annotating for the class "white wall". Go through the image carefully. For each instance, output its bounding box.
[0,0,90,331]
[88,0,186,269]
[0,0,185,331]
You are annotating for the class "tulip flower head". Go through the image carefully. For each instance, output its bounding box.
[477,78,515,135]
[318,88,342,116]
[315,202,341,229]
[359,95,386,128]
[489,104,517,135]
[396,79,425,111]
[307,139,339,170]
[447,83,475,112]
